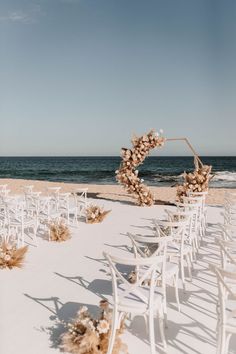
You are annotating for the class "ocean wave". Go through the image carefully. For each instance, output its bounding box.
[212,171,236,182]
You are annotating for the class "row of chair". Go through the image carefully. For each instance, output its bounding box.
[103,191,208,354]
[213,191,236,354]
[0,184,88,246]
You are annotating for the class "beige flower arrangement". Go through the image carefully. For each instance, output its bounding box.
[0,241,28,269]
[176,164,212,201]
[86,205,111,224]
[60,300,128,354]
[49,220,71,242]
[116,130,165,206]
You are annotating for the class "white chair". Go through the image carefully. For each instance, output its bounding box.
[165,208,198,260]
[188,191,208,232]
[71,188,88,223]
[154,219,192,290]
[128,233,180,317]
[4,200,38,246]
[211,266,236,354]
[216,239,236,273]
[182,195,205,238]
[103,251,167,354]
[22,185,34,194]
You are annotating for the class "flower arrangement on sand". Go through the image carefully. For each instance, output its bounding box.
[49,220,71,242]
[60,300,128,354]
[0,241,28,269]
[86,205,111,224]
[177,164,212,200]
[116,129,165,206]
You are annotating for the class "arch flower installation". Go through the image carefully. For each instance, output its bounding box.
[116,130,165,206]
[176,162,212,201]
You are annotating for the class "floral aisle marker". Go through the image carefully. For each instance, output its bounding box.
[116,129,165,206]
[0,241,28,269]
[60,300,128,354]
[49,219,71,242]
[86,205,111,224]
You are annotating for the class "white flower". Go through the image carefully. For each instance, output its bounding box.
[80,318,90,327]
[97,319,110,334]
[87,320,95,331]
[4,255,11,261]
[155,132,159,137]
[78,306,88,316]
[159,128,164,134]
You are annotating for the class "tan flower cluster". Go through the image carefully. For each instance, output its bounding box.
[176,164,212,200]
[60,300,128,354]
[86,205,111,224]
[0,241,28,269]
[116,130,165,206]
[49,220,71,242]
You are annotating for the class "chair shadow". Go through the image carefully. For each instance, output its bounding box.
[24,293,98,349]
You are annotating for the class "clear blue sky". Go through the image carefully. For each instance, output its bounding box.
[0,0,235,156]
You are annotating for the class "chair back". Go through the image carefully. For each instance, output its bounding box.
[212,266,236,325]
[216,238,236,268]
[103,252,165,309]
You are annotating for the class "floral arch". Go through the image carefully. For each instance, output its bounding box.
[115,130,212,206]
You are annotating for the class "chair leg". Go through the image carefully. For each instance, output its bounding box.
[174,272,180,312]
[219,326,226,354]
[180,257,186,291]
[186,254,192,282]
[148,311,156,354]
[158,311,167,351]
[107,308,119,354]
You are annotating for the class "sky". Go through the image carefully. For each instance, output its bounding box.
[0,0,235,156]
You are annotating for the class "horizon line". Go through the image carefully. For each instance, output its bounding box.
[0,155,235,158]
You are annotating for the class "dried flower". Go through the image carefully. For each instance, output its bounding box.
[0,241,28,270]
[97,320,109,334]
[86,205,111,224]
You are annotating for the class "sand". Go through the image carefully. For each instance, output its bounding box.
[0,178,234,205]
[0,196,236,354]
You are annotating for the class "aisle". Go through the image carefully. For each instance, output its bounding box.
[0,201,235,353]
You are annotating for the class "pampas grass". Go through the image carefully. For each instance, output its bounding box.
[0,241,28,269]
[116,129,165,206]
[86,205,111,224]
[60,300,128,354]
[49,220,71,242]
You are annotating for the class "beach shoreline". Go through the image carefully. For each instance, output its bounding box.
[1,178,234,205]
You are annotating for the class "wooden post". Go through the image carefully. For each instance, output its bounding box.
[166,137,203,168]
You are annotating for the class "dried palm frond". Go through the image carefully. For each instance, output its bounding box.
[116,130,165,206]
[49,220,71,242]
[86,205,111,224]
[0,242,28,269]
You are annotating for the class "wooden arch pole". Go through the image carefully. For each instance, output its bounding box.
[166,137,203,168]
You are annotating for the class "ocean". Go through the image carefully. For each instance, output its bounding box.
[0,156,235,188]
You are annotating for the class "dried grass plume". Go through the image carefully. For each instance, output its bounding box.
[86,205,111,224]
[60,300,128,354]
[0,241,28,269]
[49,220,71,242]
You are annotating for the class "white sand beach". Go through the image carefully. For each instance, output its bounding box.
[1,192,236,354]
[1,178,235,206]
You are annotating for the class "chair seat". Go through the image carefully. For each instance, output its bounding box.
[8,217,35,226]
[167,243,192,255]
[117,283,163,314]
[165,262,179,279]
